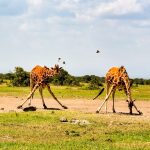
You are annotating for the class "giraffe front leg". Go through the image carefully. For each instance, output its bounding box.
[96,95,109,113]
[96,85,114,113]
[17,84,39,109]
[28,93,34,106]
[133,102,142,115]
[47,85,68,109]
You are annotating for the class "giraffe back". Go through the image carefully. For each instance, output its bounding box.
[30,65,61,87]
[106,66,131,91]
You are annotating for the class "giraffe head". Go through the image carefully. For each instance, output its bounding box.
[51,64,62,75]
[126,99,134,114]
[119,66,127,76]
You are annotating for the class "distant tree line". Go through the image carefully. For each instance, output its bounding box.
[0,67,150,88]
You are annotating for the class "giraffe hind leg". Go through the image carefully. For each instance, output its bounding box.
[39,86,47,109]
[112,90,116,113]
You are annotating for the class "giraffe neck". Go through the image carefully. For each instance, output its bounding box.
[124,78,132,101]
[47,68,59,78]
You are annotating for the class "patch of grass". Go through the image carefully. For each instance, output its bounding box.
[0,111,149,150]
[0,84,150,100]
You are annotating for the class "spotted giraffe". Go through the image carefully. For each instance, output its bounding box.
[17,64,67,109]
[94,66,142,115]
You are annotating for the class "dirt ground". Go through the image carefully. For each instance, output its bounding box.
[0,96,150,119]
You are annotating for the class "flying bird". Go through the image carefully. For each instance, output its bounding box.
[63,61,66,64]
[96,50,100,53]
[58,57,61,62]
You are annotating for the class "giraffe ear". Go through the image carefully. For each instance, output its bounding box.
[119,66,124,72]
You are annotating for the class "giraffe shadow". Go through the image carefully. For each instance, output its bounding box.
[100,111,143,116]
[43,107,61,111]
[117,112,143,116]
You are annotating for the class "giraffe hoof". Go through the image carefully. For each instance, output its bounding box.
[43,105,48,109]
[138,111,143,115]
[96,110,99,113]
[63,105,68,109]
[17,105,23,109]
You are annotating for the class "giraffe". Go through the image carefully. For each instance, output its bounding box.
[17,64,67,109]
[93,66,142,115]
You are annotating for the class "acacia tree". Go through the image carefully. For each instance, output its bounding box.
[51,69,80,86]
[11,67,29,87]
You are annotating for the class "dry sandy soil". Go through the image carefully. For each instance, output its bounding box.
[0,96,150,119]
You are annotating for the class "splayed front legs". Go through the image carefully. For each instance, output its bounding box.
[96,86,115,113]
[17,83,68,110]
[47,85,68,109]
[17,83,39,109]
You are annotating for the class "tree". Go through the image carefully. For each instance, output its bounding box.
[51,69,80,86]
[88,75,103,90]
[11,67,29,87]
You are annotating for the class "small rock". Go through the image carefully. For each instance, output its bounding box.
[70,119,80,124]
[70,119,91,126]
[78,120,91,126]
[60,117,68,122]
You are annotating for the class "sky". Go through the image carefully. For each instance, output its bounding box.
[0,0,150,78]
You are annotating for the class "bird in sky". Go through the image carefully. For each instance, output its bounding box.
[58,57,61,62]
[96,50,100,53]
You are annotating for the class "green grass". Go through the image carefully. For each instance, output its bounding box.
[0,84,150,100]
[0,111,150,150]
[0,84,150,149]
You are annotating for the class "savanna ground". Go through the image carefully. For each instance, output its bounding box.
[0,85,150,149]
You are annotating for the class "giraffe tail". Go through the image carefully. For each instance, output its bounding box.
[93,88,104,100]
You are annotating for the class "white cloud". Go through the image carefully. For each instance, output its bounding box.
[133,20,150,27]
[19,22,28,31]
[76,0,143,21]
[57,0,78,10]
[107,0,142,15]
[27,0,43,7]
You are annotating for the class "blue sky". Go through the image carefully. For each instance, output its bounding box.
[0,0,150,78]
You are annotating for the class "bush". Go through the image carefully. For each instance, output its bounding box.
[51,69,80,86]
[0,79,3,84]
[10,67,30,87]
